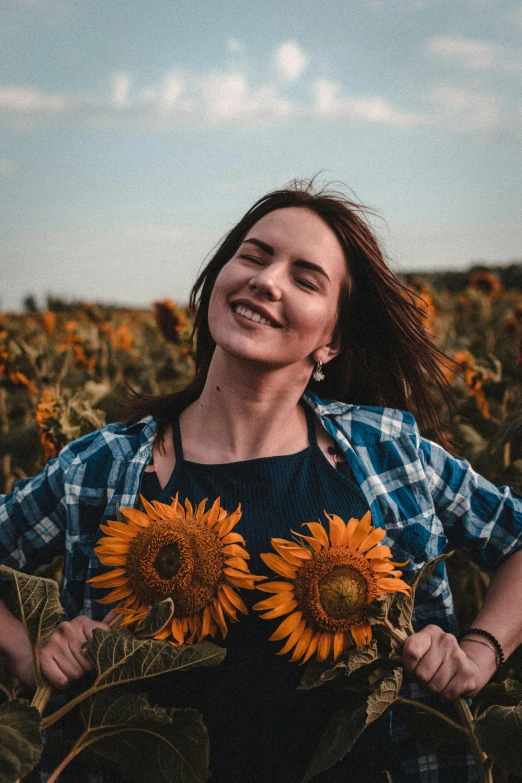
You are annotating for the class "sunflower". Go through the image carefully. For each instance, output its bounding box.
[88,495,265,645]
[153,298,189,344]
[254,511,410,664]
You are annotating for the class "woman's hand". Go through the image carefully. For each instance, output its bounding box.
[37,613,116,690]
[401,624,497,701]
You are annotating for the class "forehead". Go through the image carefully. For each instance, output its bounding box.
[244,207,347,271]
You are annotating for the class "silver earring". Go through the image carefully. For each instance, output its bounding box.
[312,360,325,382]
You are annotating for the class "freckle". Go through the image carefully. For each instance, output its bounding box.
[216,386,221,392]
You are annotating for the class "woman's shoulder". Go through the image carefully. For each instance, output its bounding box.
[57,415,159,470]
[303,391,420,444]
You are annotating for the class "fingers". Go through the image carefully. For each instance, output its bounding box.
[38,616,111,690]
[401,625,478,701]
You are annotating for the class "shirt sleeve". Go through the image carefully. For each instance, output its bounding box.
[0,454,67,572]
[419,436,522,572]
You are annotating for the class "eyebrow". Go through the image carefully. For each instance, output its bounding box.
[241,238,331,283]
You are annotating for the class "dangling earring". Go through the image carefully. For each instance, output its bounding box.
[312,360,325,382]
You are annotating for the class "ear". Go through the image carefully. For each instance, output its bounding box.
[314,326,342,366]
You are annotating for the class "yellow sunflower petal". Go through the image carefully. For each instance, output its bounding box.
[333,630,345,661]
[222,544,250,559]
[139,496,162,520]
[376,578,411,593]
[316,631,333,662]
[171,617,185,645]
[221,583,248,614]
[216,506,242,538]
[277,619,306,656]
[303,522,329,549]
[217,589,238,621]
[366,545,394,560]
[350,511,373,549]
[210,599,228,638]
[258,600,298,620]
[269,611,303,642]
[301,631,321,664]
[152,500,180,520]
[87,568,127,584]
[351,623,372,646]
[342,517,359,546]
[271,542,307,567]
[184,498,194,518]
[120,508,152,527]
[195,498,208,520]
[290,625,314,662]
[99,523,136,539]
[201,605,212,638]
[325,513,346,547]
[225,557,250,573]
[260,553,298,579]
[97,586,133,604]
[87,573,128,588]
[290,530,322,552]
[93,552,127,567]
[203,496,222,527]
[256,581,293,594]
[253,593,295,611]
[359,527,386,554]
[221,532,246,545]
[94,540,131,554]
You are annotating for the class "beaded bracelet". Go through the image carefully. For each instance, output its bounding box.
[458,627,505,669]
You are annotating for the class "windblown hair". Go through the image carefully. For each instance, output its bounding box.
[124,179,455,448]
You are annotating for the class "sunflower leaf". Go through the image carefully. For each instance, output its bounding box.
[302,691,369,782]
[302,667,402,782]
[474,678,522,716]
[0,699,43,783]
[299,642,379,691]
[365,666,403,725]
[132,599,175,639]
[84,628,225,690]
[0,565,63,687]
[77,690,210,783]
[392,553,453,632]
[474,704,522,774]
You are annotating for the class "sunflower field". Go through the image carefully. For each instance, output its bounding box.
[1,267,522,782]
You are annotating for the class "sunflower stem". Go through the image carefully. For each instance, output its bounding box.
[395,697,469,737]
[41,685,97,729]
[384,617,408,645]
[31,680,54,714]
[454,697,492,783]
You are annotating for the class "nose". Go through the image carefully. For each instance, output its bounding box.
[248,265,283,301]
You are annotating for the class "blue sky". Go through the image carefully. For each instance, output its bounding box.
[1,0,521,310]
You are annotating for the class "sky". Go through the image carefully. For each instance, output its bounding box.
[1,0,521,311]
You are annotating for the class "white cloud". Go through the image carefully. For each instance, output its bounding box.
[111,72,131,109]
[426,35,522,71]
[431,84,500,130]
[198,71,292,123]
[0,85,66,112]
[226,37,245,54]
[311,78,427,126]
[159,71,185,110]
[273,41,308,82]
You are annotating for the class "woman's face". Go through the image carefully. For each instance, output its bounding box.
[208,207,349,374]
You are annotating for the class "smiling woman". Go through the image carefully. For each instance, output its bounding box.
[2,179,522,783]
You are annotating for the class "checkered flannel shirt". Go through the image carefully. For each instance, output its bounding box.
[2,391,522,782]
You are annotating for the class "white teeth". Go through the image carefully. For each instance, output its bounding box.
[234,304,274,326]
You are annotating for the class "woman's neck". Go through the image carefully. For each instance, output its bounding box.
[180,350,313,463]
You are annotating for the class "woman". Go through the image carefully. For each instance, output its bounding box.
[2,181,522,783]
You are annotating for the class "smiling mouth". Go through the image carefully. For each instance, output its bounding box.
[232,304,281,328]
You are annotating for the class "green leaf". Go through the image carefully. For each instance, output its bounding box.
[302,668,402,782]
[132,599,175,639]
[408,711,468,750]
[474,678,522,715]
[299,642,379,691]
[0,565,63,686]
[392,553,453,632]
[83,628,225,691]
[302,691,368,782]
[0,699,43,783]
[79,690,210,783]
[365,667,403,724]
[474,704,522,774]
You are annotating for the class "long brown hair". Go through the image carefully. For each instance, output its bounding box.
[124,180,455,447]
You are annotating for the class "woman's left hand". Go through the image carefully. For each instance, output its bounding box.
[401,625,497,701]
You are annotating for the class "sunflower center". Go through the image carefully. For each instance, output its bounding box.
[153,544,181,579]
[125,518,226,614]
[294,546,380,633]
[318,566,368,619]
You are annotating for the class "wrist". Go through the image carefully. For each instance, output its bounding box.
[459,637,498,682]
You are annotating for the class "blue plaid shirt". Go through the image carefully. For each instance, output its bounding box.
[2,391,522,782]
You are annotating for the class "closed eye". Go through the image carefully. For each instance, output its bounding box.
[240,255,264,265]
[296,278,319,291]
